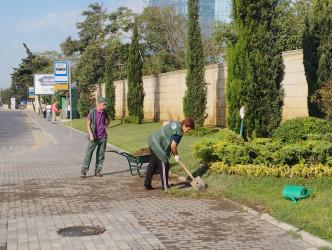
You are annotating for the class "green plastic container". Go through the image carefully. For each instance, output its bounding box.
[282,185,312,204]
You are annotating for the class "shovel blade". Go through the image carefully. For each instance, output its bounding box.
[190,176,206,191]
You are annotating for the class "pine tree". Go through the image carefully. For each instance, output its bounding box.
[303,0,332,117]
[127,20,144,123]
[226,0,284,138]
[183,0,207,127]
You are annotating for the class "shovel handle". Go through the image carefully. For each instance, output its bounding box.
[178,160,197,183]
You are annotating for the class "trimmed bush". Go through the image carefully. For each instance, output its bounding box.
[272,117,332,144]
[121,116,142,124]
[186,126,218,137]
[210,162,332,178]
[193,122,332,168]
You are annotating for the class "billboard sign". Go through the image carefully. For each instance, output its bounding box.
[34,74,55,95]
[54,62,68,82]
[11,98,15,110]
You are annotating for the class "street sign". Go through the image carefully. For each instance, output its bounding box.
[29,86,34,95]
[54,62,68,82]
[54,84,68,90]
[28,86,35,98]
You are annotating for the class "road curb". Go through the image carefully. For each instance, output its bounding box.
[225,198,332,249]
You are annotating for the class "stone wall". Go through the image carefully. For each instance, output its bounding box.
[94,49,307,126]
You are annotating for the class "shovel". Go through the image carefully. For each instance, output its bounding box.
[178,160,206,191]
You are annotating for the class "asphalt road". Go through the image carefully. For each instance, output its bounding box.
[0,110,50,159]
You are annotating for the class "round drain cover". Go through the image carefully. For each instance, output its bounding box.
[57,226,105,237]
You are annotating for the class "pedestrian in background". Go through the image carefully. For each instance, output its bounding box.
[51,102,59,124]
[144,118,195,191]
[80,97,110,179]
[67,103,70,119]
[42,103,46,118]
[46,103,51,121]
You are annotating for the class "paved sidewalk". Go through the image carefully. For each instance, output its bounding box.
[0,111,327,249]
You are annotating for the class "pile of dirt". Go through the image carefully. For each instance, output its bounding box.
[132,147,150,156]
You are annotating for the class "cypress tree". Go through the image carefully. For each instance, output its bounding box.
[226,0,284,138]
[183,0,207,127]
[105,58,115,119]
[303,0,332,117]
[127,20,144,123]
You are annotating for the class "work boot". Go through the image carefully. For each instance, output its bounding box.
[80,173,86,179]
[144,185,155,190]
[95,172,103,177]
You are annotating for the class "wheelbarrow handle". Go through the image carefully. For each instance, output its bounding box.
[106,149,119,153]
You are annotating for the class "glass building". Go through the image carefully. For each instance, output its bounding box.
[148,0,232,37]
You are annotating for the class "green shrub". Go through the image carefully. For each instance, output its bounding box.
[273,144,311,165]
[218,128,245,144]
[186,126,218,136]
[193,125,332,167]
[192,139,219,164]
[192,129,244,164]
[272,117,332,144]
[311,141,332,164]
[121,115,143,124]
[210,162,332,178]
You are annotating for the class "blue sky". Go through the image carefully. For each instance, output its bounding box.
[0,0,146,90]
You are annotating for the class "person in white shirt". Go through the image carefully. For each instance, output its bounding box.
[46,103,51,121]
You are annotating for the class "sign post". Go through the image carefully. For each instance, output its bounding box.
[239,106,245,136]
[69,61,72,138]
[54,61,72,137]
[28,87,34,99]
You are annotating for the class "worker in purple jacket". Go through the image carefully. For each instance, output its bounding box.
[80,97,110,179]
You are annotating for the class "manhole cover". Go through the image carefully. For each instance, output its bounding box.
[57,226,105,237]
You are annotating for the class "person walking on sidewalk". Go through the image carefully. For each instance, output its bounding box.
[67,103,70,119]
[51,102,60,124]
[81,97,110,178]
[46,103,51,121]
[42,103,46,118]
[144,118,195,191]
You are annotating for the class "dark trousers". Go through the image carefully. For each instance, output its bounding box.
[144,148,169,190]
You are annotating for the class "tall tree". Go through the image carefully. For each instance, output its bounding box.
[226,0,284,138]
[276,0,313,51]
[60,5,135,118]
[183,0,207,127]
[11,43,51,103]
[76,45,105,116]
[127,20,144,123]
[212,21,236,61]
[138,6,187,74]
[104,42,118,120]
[303,0,332,117]
[61,3,107,56]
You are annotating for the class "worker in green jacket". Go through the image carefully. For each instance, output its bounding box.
[144,118,195,191]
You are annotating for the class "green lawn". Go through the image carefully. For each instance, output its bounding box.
[64,118,332,243]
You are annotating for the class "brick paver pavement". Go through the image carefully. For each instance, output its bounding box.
[0,110,323,249]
